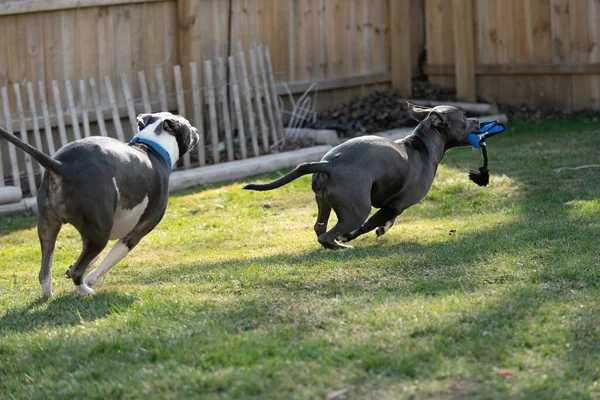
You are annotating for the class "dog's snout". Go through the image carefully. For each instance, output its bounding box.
[190,128,200,149]
[468,118,480,132]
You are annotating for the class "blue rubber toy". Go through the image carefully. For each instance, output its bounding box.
[466,121,506,150]
[466,121,506,186]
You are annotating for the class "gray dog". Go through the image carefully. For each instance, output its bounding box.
[244,103,480,249]
[0,112,199,299]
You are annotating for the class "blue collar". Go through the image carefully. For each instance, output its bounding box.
[129,137,173,172]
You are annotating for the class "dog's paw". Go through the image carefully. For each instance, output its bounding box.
[65,266,73,279]
[333,241,354,250]
[75,282,96,296]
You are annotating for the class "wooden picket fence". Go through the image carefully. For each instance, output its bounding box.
[0,43,284,197]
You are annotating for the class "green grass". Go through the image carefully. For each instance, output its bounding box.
[1,116,599,399]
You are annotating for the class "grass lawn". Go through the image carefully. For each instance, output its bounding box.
[1,117,599,399]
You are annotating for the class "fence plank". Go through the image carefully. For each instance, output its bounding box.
[25,82,45,172]
[155,67,169,111]
[0,91,4,186]
[104,76,125,141]
[249,45,270,152]
[256,45,278,145]
[89,78,108,136]
[389,0,412,96]
[228,56,247,159]
[0,132,4,186]
[1,87,21,190]
[173,64,191,168]
[51,80,69,147]
[190,62,206,166]
[137,70,153,113]
[38,81,57,155]
[264,47,285,143]
[215,57,234,161]
[203,60,220,164]
[65,80,82,141]
[120,74,138,136]
[237,42,260,157]
[452,0,476,102]
[13,84,37,195]
[78,80,92,138]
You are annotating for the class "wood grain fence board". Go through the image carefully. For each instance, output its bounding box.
[1,87,21,189]
[228,56,247,159]
[264,47,285,142]
[452,0,476,101]
[51,80,69,147]
[256,46,278,145]
[155,67,169,112]
[237,42,260,157]
[0,135,4,186]
[588,0,600,109]
[215,57,234,161]
[137,70,153,113]
[13,83,37,195]
[0,0,167,16]
[38,80,56,155]
[203,60,220,164]
[120,73,138,137]
[551,0,572,110]
[104,76,125,141]
[189,62,206,166]
[248,45,269,153]
[65,80,82,141]
[89,77,108,136]
[78,79,91,138]
[173,64,191,168]
[531,0,554,107]
[569,0,590,110]
[25,82,45,170]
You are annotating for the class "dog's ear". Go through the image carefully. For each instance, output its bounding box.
[136,114,152,131]
[162,118,181,134]
[429,111,448,128]
[407,102,431,122]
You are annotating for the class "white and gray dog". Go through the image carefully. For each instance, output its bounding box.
[0,112,199,299]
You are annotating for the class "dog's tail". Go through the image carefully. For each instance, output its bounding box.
[244,161,332,191]
[0,126,63,175]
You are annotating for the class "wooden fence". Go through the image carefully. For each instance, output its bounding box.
[0,0,421,115]
[424,0,600,110]
[0,43,284,196]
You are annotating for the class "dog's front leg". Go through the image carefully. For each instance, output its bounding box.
[84,239,132,288]
[339,206,401,243]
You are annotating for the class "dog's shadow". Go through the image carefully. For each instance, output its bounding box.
[0,292,135,335]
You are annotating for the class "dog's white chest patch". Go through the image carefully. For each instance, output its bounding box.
[110,179,149,240]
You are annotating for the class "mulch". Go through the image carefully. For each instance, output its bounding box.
[313,80,600,137]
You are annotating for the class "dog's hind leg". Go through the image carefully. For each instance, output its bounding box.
[313,195,332,238]
[318,201,371,250]
[339,206,400,243]
[38,214,62,300]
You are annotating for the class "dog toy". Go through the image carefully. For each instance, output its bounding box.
[466,121,506,186]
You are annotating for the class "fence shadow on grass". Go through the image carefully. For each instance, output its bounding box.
[0,291,135,335]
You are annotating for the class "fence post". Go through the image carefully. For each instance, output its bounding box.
[388,0,412,97]
[452,0,476,102]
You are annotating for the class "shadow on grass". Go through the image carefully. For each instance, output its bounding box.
[123,209,599,299]
[2,279,597,398]
[0,214,37,238]
[0,291,135,335]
